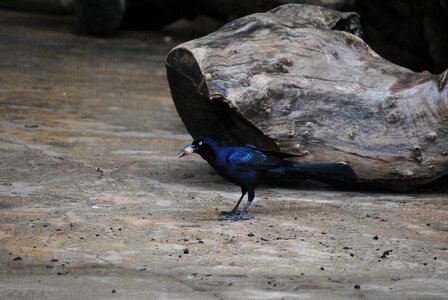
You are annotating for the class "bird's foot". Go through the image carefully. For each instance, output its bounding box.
[220,213,253,221]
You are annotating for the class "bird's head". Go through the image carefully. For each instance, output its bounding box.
[178,137,218,159]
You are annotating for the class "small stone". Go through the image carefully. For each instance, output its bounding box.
[13,256,22,261]
[380,250,393,259]
[354,284,361,289]
[373,235,379,240]
[247,232,255,237]
[183,249,189,254]
[112,289,116,293]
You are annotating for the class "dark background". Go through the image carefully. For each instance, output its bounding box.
[1,0,447,74]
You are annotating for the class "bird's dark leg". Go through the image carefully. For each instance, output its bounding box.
[220,187,246,217]
[222,189,255,221]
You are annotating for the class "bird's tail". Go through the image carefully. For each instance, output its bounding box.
[271,161,357,183]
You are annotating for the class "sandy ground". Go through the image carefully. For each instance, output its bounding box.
[0,10,447,300]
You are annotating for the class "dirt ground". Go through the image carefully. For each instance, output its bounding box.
[0,10,447,300]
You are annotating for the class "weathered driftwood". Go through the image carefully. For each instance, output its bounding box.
[165,4,448,190]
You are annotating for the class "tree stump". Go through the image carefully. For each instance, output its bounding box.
[165,4,448,190]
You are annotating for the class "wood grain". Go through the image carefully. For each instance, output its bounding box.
[166,4,448,190]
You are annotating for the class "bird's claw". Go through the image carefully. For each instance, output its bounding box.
[220,214,253,221]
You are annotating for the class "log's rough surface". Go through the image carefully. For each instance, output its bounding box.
[166,4,448,190]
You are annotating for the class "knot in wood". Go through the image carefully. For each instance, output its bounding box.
[278,58,293,67]
[387,112,400,123]
[382,96,398,109]
[395,169,414,177]
[405,170,414,176]
[412,145,423,162]
[288,129,295,137]
[425,131,438,142]
[303,130,310,137]
[272,62,289,73]
[414,156,423,163]
[240,78,251,87]
[345,35,355,47]
[442,150,448,156]
[203,73,212,81]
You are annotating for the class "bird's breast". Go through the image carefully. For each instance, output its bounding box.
[209,158,258,187]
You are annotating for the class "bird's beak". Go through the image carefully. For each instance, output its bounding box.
[178,144,197,159]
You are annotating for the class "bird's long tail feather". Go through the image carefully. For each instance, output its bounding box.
[270,161,357,183]
[291,162,357,182]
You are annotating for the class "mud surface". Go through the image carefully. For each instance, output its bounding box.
[0,10,447,300]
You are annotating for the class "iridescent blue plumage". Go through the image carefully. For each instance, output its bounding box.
[179,137,356,221]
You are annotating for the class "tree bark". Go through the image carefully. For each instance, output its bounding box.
[165,4,448,190]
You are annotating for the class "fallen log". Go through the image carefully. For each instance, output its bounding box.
[165,4,448,190]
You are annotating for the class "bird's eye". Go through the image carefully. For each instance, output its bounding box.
[198,141,203,146]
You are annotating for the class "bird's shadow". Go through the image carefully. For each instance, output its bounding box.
[170,159,448,195]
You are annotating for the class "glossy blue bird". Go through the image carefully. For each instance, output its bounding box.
[179,137,356,221]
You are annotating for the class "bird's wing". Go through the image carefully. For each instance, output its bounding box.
[244,144,299,158]
[227,147,284,171]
